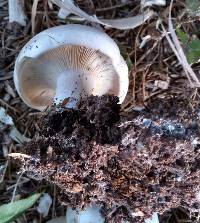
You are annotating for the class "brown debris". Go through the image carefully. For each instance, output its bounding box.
[13,95,200,222]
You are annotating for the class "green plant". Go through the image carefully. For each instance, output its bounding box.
[176,27,200,64]
[186,0,200,16]
[0,193,41,223]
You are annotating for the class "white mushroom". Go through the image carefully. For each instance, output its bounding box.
[66,205,104,223]
[14,24,129,110]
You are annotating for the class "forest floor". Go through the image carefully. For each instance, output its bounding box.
[0,0,200,222]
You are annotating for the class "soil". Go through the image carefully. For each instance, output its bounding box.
[14,95,200,223]
[1,1,200,222]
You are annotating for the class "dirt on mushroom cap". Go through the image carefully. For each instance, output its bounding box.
[15,95,200,222]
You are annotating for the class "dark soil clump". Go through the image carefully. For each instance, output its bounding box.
[41,95,120,145]
[16,95,200,222]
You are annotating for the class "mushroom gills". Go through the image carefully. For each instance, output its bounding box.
[18,45,120,109]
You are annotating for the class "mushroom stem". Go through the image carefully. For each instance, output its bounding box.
[66,205,104,223]
[8,0,27,26]
[53,70,81,108]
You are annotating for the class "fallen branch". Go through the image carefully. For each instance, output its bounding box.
[8,0,27,26]
[51,0,154,29]
[58,8,71,19]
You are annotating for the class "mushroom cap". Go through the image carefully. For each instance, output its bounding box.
[14,24,129,110]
